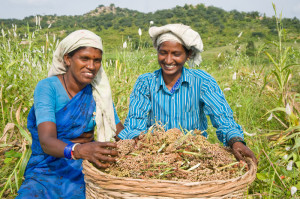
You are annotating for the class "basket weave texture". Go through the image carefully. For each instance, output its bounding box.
[82,159,257,199]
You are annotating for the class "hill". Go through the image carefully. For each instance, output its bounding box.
[0,3,299,51]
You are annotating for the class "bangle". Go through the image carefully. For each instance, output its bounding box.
[71,143,80,160]
[64,143,74,159]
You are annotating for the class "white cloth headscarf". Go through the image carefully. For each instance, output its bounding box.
[149,24,204,67]
[48,29,116,142]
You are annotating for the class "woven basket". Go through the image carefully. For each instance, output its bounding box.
[82,159,257,199]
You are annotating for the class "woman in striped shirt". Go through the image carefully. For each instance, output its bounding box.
[118,24,257,164]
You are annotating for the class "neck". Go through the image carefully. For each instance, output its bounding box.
[163,72,182,90]
[63,73,86,98]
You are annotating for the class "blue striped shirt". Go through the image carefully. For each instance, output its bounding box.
[118,67,244,146]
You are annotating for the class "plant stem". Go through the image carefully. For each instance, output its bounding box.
[262,149,287,190]
[0,85,5,126]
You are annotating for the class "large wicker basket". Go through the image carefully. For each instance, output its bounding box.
[82,159,257,199]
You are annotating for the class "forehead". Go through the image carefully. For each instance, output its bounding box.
[74,47,102,57]
[158,41,186,52]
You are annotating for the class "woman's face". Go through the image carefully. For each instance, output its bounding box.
[64,47,102,86]
[157,41,189,79]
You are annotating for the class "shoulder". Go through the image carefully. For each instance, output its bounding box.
[137,69,159,81]
[135,69,160,85]
[34,76,61,95]
[36,76,60,88]
[132,70,160,94]
[185,68,217,84]
[186,68,214,80]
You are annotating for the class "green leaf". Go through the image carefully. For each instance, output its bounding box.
[295,161,300,168]
[295,181,300,190]
[292,137,300,150]
[14,171,19,190]
[272,70,282,88]
[256,173,268,181]
[283,63,300,71]
[265,51,279,71]
[292,152,298,162]
[4,157,13,164]
[259,74,270,96]
[17,148,32,189]
[283,69,291,86]
[5,60,16,70]
[5,150,22,158]
[15,124,32,145]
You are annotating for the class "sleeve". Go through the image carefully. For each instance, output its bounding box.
[113,103,121,125]
[117,76,151,140]
[34,80,56,126]
[200,73,245,146]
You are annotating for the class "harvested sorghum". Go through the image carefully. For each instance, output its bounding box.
[103,127,247,182]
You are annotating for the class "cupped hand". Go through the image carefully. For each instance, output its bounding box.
[73,141,118,168]
[232,142,258,165]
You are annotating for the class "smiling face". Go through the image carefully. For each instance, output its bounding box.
[64,47,102,87]
[157,41,189,81]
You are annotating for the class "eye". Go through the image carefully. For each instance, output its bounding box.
[173,52,182,57]
[158,51,167,55]
[94,59,102,64]
[81,57,88,62]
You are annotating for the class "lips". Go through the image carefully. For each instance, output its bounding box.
[164,65,176,70]
[82,72,95,79]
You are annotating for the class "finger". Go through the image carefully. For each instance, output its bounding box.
[96,154,116,163]
[98,142,117,148]
[92,160,111,169]
[242,148,258,165]
[96,147,118,156]
[232,149,245,162]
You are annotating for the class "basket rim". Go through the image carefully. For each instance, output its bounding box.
[82,158,257,185]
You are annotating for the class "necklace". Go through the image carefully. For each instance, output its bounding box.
[62,74,73,98]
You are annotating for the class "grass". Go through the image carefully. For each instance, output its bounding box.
[0,12,299,198]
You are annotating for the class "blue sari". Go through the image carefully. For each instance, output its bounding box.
[17,84,95,199]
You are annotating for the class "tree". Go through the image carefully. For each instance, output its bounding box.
[246,40,256,57]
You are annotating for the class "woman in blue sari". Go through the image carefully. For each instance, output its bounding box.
[17,30,124,198]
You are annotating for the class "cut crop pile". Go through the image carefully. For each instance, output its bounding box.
[103,126,247,182]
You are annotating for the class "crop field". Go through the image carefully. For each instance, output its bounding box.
[0,11,299,198]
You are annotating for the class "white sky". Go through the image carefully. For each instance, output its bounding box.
[0,0,299,19]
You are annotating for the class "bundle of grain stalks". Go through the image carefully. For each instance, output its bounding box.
[83,125,257,198]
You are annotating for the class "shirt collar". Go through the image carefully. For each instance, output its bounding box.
[155,67,192,93]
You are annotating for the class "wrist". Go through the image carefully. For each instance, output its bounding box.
[63,143,74,159]
[72,143,81,160]
[228,136,245,148]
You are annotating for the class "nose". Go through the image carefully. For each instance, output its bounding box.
[86,60,96,70]
[165,54,173,65]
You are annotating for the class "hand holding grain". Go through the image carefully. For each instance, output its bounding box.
[232,142,258,165]
[73,141,118,168]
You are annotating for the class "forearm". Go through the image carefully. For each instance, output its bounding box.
[38,121,68,158]
[118,128,142,140]
[39,136,67,158]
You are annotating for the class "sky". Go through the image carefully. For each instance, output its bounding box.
[0,0,299,20]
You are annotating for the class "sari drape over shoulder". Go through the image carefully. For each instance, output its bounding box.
[17,85,95,199]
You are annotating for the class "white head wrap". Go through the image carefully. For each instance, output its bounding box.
[48,29,116,142]
[149,24,204,67]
